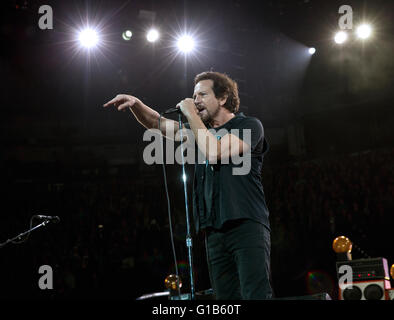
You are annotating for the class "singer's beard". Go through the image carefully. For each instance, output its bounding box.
[200,114,210,126]
[199,107,219,127]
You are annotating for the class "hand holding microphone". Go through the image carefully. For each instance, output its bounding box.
[170,98,198,118]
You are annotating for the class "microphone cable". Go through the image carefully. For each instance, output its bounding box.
[158,114,181,296]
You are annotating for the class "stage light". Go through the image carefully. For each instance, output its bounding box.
[182,173,187,182]
[78,28,99,48]
[122,30,132,41]
[334,31,348,44]
[356,24,372,39]
[147,29,159,42]
[308,47,316,55]
[177,35,195,53]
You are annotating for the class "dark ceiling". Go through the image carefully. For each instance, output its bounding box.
[1,0,393,142]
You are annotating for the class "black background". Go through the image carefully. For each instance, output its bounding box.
[0,0,393,300]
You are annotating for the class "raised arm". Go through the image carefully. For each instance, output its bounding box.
[103,94,184,140]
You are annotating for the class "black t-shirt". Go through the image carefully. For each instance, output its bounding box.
[185,112,270,234]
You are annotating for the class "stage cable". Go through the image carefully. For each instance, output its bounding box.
[158,114,181,296]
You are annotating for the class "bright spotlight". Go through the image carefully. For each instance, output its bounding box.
[147,29,159,43]
[177,35,195,53]
[334,31,348,44]
[78,28,99,48]
[122,30,133,41]
[356,24,372,39]
[308,47,316,55]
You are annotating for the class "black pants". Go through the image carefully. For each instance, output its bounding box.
[205,219,272,300]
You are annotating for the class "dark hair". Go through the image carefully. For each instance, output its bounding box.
[194,71,240,113]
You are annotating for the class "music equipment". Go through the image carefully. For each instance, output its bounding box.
[385,288,394,300]
[336,257,390,282]
[340,280,388,300]
[336,257,391,300]
[162,107,181,115]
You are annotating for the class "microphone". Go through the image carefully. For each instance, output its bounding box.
[162,107,181,115]
[34,215,60,223]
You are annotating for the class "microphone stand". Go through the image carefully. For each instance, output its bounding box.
[178,113,195,300]
[0,218,54,248]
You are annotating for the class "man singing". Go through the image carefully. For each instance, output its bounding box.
[103,71,272,299]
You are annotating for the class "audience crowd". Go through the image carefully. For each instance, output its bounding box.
[0,147,392,299]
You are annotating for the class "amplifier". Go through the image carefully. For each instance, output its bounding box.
[339,280,389,300]
[336,257,390,282]
[385,288,394,300]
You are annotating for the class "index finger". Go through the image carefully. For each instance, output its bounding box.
[103,95,121,107]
